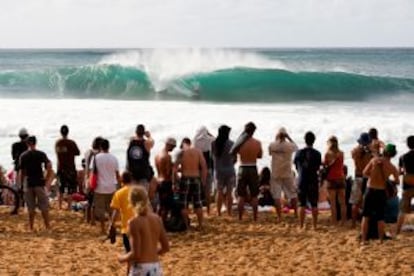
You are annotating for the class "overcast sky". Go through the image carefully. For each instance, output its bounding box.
[1,0,413,48]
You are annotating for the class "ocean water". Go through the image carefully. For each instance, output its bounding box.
[0,48,413,174]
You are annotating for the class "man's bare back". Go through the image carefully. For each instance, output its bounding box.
[238,137,262,165]
[155,150,173,181]
[179,148,207,178]
[128,212,169,263]
[364,157,399,189]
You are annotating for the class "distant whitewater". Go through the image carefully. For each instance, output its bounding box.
[0,48,413,102]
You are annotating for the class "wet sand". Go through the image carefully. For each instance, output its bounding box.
[0,207,413,275]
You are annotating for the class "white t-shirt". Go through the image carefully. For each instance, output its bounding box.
[268,140,298,178]
[94,152,119,194]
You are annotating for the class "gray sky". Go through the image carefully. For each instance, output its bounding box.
[1,0,413,48]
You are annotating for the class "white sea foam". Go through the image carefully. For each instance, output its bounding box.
[0,99,413,177]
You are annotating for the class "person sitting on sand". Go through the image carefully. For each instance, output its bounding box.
[361,144,399,244]
[174,138,207,229]
[118,186,169,276]
[212,125,236,216]
[19,136,53,231]
[368,128,385,157]
[323,136,347,226]
[268,127,298,222]
[232,122,263,221]
[294,131,322,230]
[94,139,120,234]
[155,137,177,222]
[396,135,414,235]
[258,167,275,207]
[350,133,373,228]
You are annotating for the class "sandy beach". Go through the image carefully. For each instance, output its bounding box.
[0,205,413,276]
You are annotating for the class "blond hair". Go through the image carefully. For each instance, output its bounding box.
[129,186,150,216]
[328,136,339,153]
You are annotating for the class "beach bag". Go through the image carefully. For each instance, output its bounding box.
[89,156,98,191]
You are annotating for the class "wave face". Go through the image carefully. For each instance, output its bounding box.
[0,49,413,102]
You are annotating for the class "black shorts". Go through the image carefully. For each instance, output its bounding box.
[298,181,319,208]
[362,188,387,221]
[58,169,78,194]
[158,181,174,210]
[237,166,259,198]
[178,177,202,209]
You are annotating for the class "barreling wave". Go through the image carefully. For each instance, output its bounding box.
[0,64,413,102]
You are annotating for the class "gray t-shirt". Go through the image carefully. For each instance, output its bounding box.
[212,140,235,179]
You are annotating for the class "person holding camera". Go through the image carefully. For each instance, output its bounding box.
[350,133,373,228]
[361,144,399,244]
[268,127,298,222]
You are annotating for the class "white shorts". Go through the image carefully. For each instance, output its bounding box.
[129,262,162,276]
[270,177,297,200]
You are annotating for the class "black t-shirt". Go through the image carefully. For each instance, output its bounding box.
[399,150,414,189]
[294,147,322,186]
[19,150,50,187]
[127,139,150,181]
[12,141,28,171]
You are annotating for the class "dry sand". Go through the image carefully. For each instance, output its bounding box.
[0,206,413,276]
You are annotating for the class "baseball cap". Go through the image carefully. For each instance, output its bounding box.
[166,137,177,146]
[18,128,28,137]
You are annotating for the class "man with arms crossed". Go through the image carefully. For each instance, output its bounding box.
[19,136,53,231]
[174,138,207,230]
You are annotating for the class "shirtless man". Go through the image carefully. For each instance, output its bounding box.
[155,137,177,221]
[118,186,169,276]
[350,132,373,228]
[234,122,263,221]
[174,138,207,229]
[361,144,399,244]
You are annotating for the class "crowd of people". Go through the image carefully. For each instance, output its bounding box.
[1,122,413,275]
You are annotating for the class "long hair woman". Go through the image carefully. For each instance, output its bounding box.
[118,186,169,276]
[323,136,346,226]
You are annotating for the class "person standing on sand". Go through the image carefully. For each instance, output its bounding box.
[11,128,29,184]
[126,124,154,188]
[155,137,177,222]
[174,138,207,230]
[350,133,373,228]
[212,125,236,216]
[396,136,414,235]
[109,171,136,253]
[84,136,103,224]
[294,131,321,230]
[368,128,385,157]
[118,186,169,276]
[94,139,120,234]
[361,144,399,244]
[231,122,262,221]
[193,126,215,215]
[55,125,80,210]
[323,136,347,226]
[19,136,53,231]
[268,127,298,222]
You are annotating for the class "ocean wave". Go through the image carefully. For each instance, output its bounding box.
[0,64,413,102]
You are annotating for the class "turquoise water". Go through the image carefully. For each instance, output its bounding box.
[0,48,413,102]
